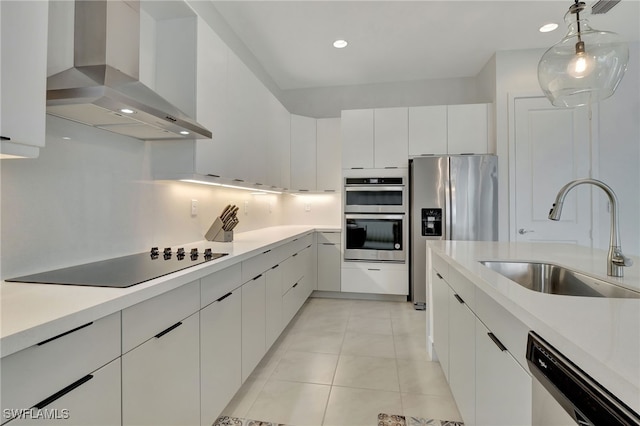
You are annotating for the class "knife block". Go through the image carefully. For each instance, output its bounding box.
[205,217,234,242]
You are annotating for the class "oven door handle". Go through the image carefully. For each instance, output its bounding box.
[345,213,405,220]
[344,186,404,192]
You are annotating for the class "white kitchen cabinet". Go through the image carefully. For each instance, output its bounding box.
[341,262,408,295]
[200,288,242,426]
[265,264,284,348]
[316,118,341,191]
[408,105,448,156]
[317,232,341,292]
[374,107,408,168]
[290,114,317,191]
[267,98,291,189]
[0,313,121,424]
[475,321,532,426]
[0,0,48,158]
[241,273,267,382]
[341,109,374,169]
[408,103,490,156]
[448,288,476,426]
[8,359,122,426]
[431,268,450,380]
[447,103,489,154]
[122,312,200,426]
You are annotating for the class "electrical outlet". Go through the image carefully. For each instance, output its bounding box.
[191,199,198,216]
[305,203,311,212]
[244,200,249,215]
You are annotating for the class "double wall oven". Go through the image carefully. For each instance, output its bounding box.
[343,177,407,263]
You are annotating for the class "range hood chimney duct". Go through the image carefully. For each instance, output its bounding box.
[46,0,212,140]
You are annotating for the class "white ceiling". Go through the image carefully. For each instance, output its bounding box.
[211,0,640,90]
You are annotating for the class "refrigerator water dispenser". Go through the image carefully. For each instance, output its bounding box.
[422,208,442,237]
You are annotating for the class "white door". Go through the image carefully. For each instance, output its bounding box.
[513,96,592,245]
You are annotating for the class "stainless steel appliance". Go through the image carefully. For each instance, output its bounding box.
[527,332,640,425]
[6,248,227,288]
[344,176,407,263]
[410,155,497,308]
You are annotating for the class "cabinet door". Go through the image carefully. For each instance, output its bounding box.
[317,241,341,292]
[290,114,317,191]
[241,274,266,382]
[341,109,374,169]
[265,265,284,349]
[0,1,48,158]
[374,107,408,168]
[408,105,448,156]
[475,321,532,426]
[316,118,341,191]
[8,358,121,426]
[201,289,242,426]
[431,269,450,380]
[448,289,476,426]
[447,104,489,154]
[122,312,200,426]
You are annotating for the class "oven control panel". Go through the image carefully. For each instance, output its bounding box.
[422,208,442,237]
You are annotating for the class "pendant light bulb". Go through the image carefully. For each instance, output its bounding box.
[537,1,629,107]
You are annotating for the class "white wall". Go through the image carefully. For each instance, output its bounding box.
[0,116,284,279]
[493,45,640,255]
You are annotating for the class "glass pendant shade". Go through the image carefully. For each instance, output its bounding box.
[538,2,629,107]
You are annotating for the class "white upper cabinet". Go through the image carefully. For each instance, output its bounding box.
[0,1,49,159]
[447,103,489,154]
[316,118,341,192]
[341,109,374,169]
[409,103,491,156]
[290,114,317,191]
[374,107,408,168]
[409,106,448,156]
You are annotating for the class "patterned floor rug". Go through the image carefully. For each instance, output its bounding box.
[213,414,463,426]
[378,413,464,426]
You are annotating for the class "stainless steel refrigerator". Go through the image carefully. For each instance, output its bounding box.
[410,155,498,308]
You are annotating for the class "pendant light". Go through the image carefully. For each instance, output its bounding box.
[537,1,629,107]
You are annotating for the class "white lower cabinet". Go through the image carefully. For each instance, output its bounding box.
[431,253,532,426]
[317,232,341,292]
[241,274,267,382]
[341,262,408,295]
[200,289,242,426]
[448,288,476,425]
[265,264,284,348]
[475,321,532,426]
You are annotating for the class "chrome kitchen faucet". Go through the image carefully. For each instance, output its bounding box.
[549,178,633,277]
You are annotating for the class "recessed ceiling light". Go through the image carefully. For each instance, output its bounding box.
[333,39,348,49]
[180,131,190,135]
[539,23,559,33]
[62,137,71,140]
[120,108,135,114]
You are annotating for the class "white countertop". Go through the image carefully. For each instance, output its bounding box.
[0,225,339,358]
[428,241,640,413]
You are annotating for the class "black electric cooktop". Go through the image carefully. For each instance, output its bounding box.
[6,248,228,288]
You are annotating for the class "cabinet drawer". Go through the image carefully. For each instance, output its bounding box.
[317,232,340,245]
[122,280,200,353]
[7,358,122,426]
[201,263,242,307]
[431,252,450,282]
[341,266,408,295]
[242,245,284,282]
[282,279,304,325]
[447,266,475,311]
[1,312,120,421]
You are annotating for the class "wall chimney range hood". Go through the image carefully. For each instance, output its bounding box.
[46,0,212,140]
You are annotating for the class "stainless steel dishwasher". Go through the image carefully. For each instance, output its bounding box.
[526,332,640,426]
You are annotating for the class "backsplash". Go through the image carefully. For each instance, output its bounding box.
[0,116,339,279]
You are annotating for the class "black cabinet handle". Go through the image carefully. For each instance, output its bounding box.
[292,253,298,257]
[271,264,280,269]
[322,243,336,246]
[436,273,443,279]
[33,374,94,409]
[487,332,508,352]
[253,274,262,280]
[368,268,381,271]
[1,136,10,141]
[263,249,271,254]
[216,292,233,302]
[454,294,465,304]
[37,322,93,346]
[154,322,182,339]
[292,282,298,288]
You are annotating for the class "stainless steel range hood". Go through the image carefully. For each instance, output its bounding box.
[46,0,211,140]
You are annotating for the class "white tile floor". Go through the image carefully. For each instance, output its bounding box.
[220,297,463,426]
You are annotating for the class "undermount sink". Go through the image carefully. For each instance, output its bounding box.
[479,261,640,299]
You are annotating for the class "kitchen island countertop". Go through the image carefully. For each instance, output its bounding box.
[0,225,339,358]
[428,240,640,414]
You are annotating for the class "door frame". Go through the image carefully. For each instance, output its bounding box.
[507,91,601,245]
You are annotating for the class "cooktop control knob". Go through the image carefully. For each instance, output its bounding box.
[176,248,185,260]
[190,248,199,260]
[150,247,159,256]
[204,248,213,259]
[163,247,172,255]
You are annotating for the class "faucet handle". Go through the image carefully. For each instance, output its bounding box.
[612,251,634,267]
